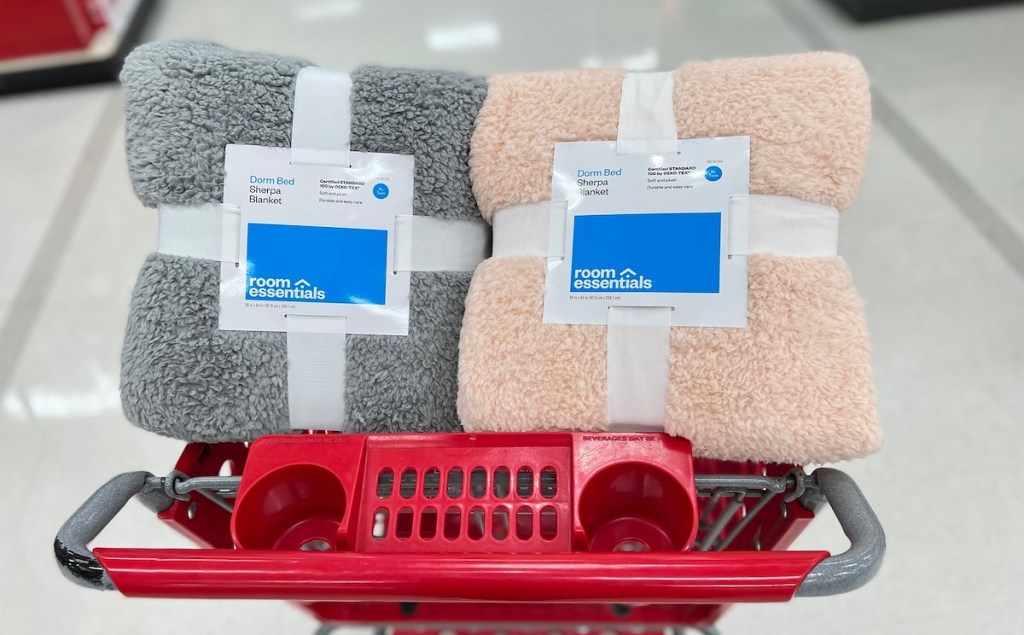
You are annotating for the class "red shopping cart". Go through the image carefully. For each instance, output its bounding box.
[56,431,884,634]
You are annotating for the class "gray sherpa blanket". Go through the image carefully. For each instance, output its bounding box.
[119,41,487,441]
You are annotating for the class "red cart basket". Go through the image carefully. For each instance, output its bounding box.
[56,432,884,634]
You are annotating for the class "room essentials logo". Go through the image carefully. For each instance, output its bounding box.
[569,212,722,295]
[247,276,327,301]
[245,223,388,306]
[572,266,653,291]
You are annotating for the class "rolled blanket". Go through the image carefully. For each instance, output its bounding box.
[459,53,881,465]
[120,40,487,441]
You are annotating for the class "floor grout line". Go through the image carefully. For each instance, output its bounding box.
[0,89,124,398]
[769,0,1024,281]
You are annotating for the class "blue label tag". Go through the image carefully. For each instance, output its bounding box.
[570,212,721,294]
[245,223,387,305]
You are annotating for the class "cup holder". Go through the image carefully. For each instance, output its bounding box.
[578,462,696,552]
[232,463,347,551]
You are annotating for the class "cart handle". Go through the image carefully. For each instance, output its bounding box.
[795,468,885,597]
[54,472,175,589]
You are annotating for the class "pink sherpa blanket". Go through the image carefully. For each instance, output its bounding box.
[459,52,881,465]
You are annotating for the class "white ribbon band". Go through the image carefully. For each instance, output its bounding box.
[730,195,840,257]
[393,216,491,272]
[285,314,347,431]
[284,68,353,430]
[156,203,239,262]
[290,67,352,167]
[617,72,679,155]
[607,306,673,429]
[491,195,839,260]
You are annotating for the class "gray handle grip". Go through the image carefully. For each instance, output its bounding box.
[796,468,886,596]
[54,472,174,590]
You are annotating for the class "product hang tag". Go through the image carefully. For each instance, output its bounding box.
[543,136,750,327]
[218,144,414,335]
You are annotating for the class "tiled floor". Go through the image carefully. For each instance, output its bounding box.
[1,1,1022,633]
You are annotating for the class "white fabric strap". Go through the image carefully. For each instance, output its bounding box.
[607,306,672,429]
[291,67,352,167]
[547,200,569,259]
[492,201,569,258]
[491,195,839,259]
[286,314,347,431]
[221,207,242,264]
[157,203,240,262]
[616,72,678,155]
[393,216,491,272]
[727,195,750,257]
[732,195,839,257]
[492,202,551,258]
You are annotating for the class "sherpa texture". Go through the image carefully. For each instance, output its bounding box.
[119,41,487,441]
[459,53,881,465]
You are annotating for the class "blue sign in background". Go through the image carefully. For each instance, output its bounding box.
[570,212,721,294]
[246,223,388,305]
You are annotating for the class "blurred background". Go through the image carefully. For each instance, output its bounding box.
[1,0,1022,633]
